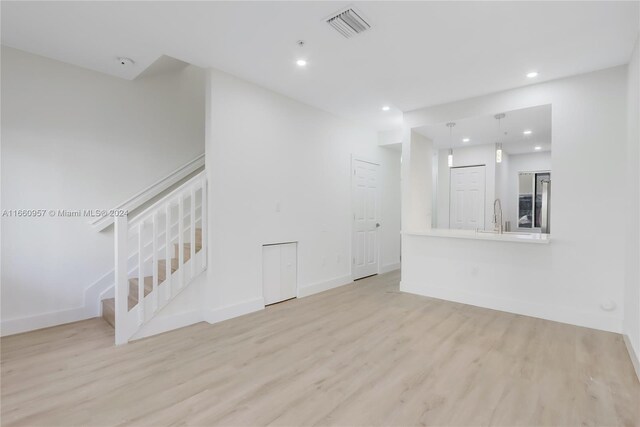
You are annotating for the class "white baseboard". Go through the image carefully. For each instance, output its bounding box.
[3,257,204,338]
[203,298,264,324]
[1,306,90,337]
[298,275,353,298]
[400,280,622,334]
[379,263,401,274]
[623,334,640,383]
[131,309,204,341]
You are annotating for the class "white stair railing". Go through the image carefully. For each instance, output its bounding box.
[114,171,207,345]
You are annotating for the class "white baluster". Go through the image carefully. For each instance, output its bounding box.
[201,177,207,271]
[178,195,184,289]
[152,210,159,313]
[113,171,206,343]
[137,222,144,325]
[114,215,128,345]
[165,203,171,302]
[190,186,196,279]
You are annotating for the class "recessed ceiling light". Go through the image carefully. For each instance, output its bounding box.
[526,71,538,78]
[382,105,390,111]
[523,130,532,135]
[296,59,307,67]
[534,146,542,151]
[462,138,470,142]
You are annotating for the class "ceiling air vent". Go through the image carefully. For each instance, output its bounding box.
[326,8,371,38]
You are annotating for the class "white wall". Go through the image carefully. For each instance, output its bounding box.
[0,46,205,334]
[624,37,640,375]
[407,132,433,231]
[204,68,401,315]
[378,129,403,147]
[379,147,402,273]
[401,66,628,333]
[503,151,552,229]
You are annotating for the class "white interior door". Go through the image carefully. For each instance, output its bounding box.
[262,243,297,305]
[352,159,379,280]
[449,165,486,230]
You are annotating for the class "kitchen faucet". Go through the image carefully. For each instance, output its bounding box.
[494,198,503,234]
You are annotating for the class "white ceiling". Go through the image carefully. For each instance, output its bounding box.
[2,2,638,130]
[414,104,551,155]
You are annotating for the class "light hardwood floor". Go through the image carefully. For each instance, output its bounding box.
[2,270,639,426]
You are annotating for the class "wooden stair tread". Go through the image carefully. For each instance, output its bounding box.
[122,258,178,309]
[175,228,203,258]
[158,258,179,274]
[102,298,115,328]
[101,228,204,328]
[175,242,203,263]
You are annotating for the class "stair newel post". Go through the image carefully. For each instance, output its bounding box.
[201,176,207,270]
[190,186,196,279]
[165,203,171,302]
[137,222,144,325]
[152,211,159,313]
[114,215,128,346]
[178,194,185,290]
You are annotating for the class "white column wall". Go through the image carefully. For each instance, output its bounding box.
[401,66,628,333]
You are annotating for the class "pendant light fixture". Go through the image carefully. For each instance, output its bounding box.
[446,122,456,168]
[494,113,505,163]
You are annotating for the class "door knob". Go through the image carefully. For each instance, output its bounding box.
[376,223,381,228]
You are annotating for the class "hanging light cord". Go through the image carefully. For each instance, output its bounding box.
[494,113,506,150]
[446,122,456,151]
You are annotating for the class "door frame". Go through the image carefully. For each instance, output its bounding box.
[351,155,381,280]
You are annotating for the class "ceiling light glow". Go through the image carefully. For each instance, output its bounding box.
[296,59,307,67]
[382,106,390,111]
[526,71,538,78]
[534,146,542,151]
[523,130,532,135]
[462,138,470,142]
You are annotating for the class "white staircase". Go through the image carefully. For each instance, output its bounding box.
[108,171,207,345]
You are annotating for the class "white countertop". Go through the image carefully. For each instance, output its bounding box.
[404,228,551,244]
